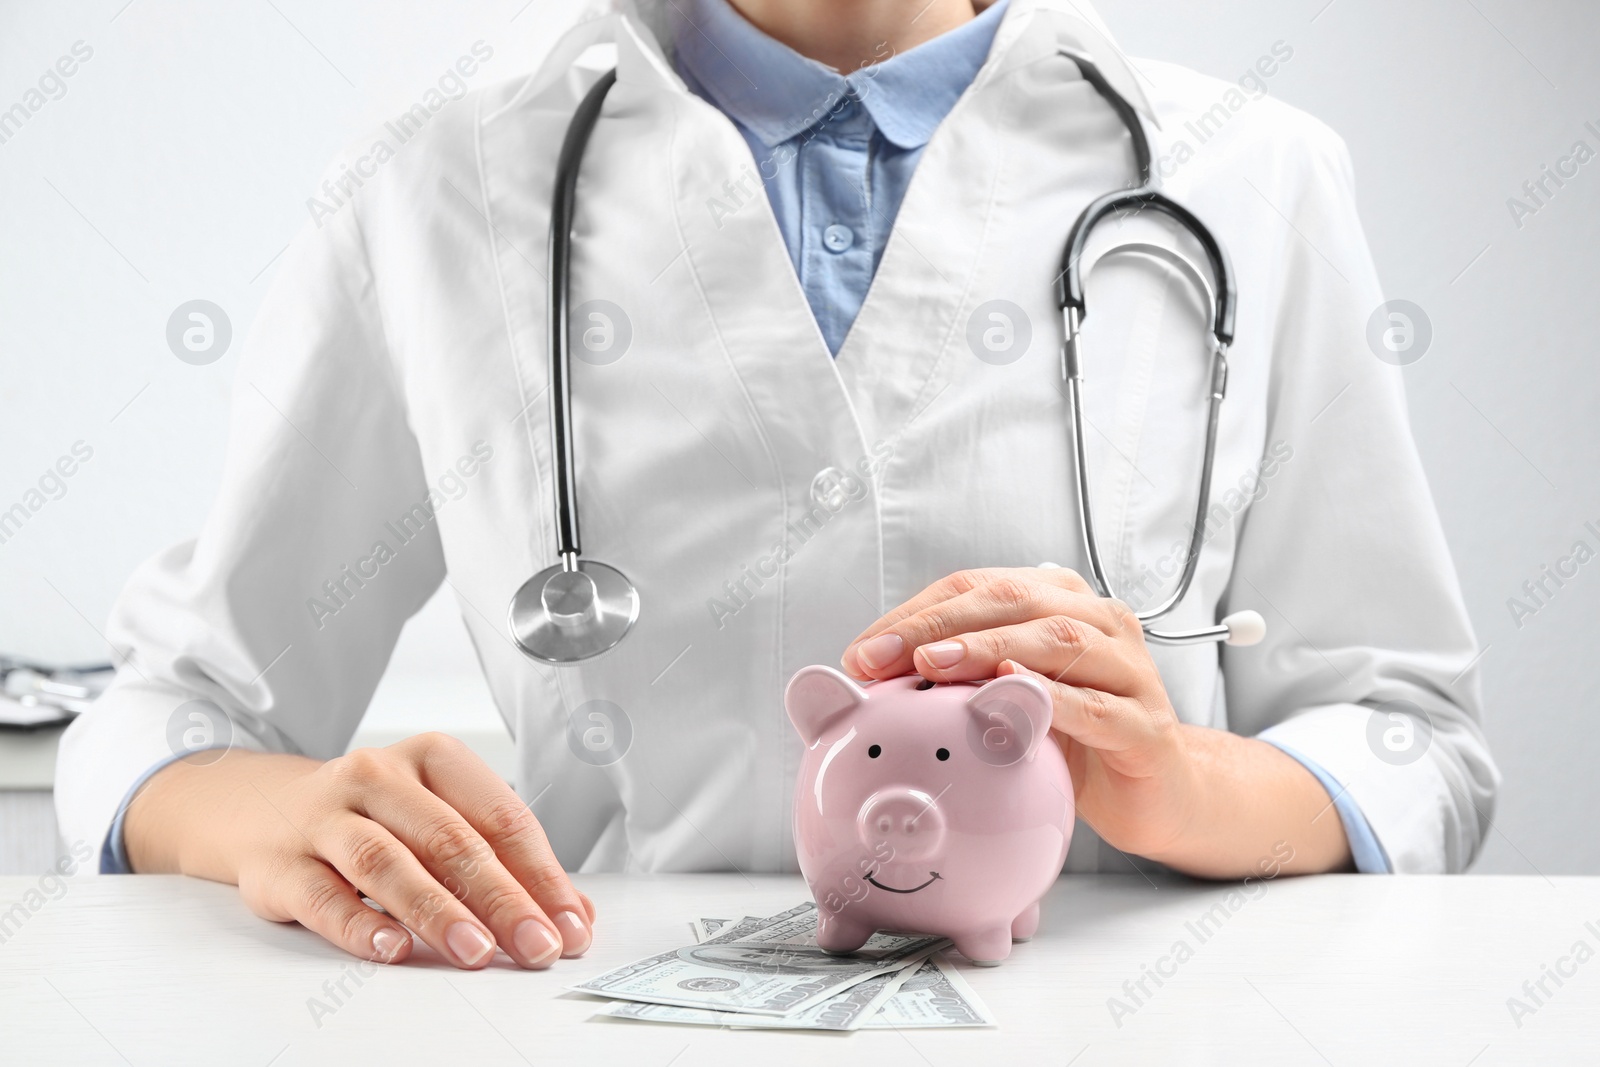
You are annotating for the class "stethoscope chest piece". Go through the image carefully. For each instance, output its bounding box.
[509,559,639,664]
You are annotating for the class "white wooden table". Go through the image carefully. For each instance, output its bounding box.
[1,872,1595,1065]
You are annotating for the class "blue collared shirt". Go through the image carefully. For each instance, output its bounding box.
[670,0,1010,354]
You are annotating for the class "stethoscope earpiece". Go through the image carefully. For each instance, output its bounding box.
[1221,610,1267,647]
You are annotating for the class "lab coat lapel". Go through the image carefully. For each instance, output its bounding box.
[667,69,894,673]
[827,5,1158,614]
[668,100,864,472]
[829,4,1121,447]
[824,79,1008,446]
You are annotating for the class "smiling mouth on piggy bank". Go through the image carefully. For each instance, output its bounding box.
[864,869,943,894]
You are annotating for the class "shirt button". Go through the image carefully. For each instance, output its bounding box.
[810,466,853,510]
[823,224,854,254]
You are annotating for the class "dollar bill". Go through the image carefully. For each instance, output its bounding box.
[643,917,992,1029]
[862,954,995,1028]
[570,902,943,1017]
[591,957,926,1031]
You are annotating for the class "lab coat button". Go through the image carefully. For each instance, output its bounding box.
[823,225,854,253]
[810,466,852,510]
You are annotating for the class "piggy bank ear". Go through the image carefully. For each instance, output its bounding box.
[785,666,868,745]
[966,674,1053,764]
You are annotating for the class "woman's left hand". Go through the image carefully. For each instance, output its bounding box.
[840,566,1201,862]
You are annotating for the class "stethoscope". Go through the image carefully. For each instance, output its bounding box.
[508,50,1264,664]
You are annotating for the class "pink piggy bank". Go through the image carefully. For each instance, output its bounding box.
[785,665,1074,965]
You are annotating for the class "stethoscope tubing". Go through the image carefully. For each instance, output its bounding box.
[547,67,618,567]
[514,49,1263,661]
[1054,51,1256,646]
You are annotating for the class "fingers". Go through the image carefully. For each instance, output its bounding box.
[912,615,1145,694]
[841,569,997,674]
[998,660,1173,755]
[314,813,504,970]
[249,858,414,965]
[863,567,1096,640]
[357,773,567,970]
[410,735,594,959]
[243,737,595,971]
[844,572,1136,680]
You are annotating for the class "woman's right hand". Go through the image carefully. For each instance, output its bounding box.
[124,733,595,970]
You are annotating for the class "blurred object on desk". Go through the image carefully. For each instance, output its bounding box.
[0,655,114,729]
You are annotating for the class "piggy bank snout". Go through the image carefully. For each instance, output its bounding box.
[856,788,946,862]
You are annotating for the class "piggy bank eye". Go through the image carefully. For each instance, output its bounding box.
[936,748,950,761]
[867,744,882,758]
[915,678,935,691]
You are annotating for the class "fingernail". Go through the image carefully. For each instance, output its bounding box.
[513,919,562,969]
[920,640,966,669]
[857,633,904,670]
[446,921,495,966]
[554,909,592,958]
[372,926,407,963]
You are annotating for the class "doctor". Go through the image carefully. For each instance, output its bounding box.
[58,0,1498,971]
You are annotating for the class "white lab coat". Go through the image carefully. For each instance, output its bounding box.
[57,0,1498,875]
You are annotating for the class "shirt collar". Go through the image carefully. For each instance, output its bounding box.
[669,0,1010,150]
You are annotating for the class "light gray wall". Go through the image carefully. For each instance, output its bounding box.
[0,0,588,681]
[2,0,1595,872]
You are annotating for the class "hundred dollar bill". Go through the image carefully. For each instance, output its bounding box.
[591,954,927,1031]
[690,914,766,944]
[694,923,994,1029]
[862,954,995,1028]
[638,918,993,1030]
[571,901,944,1017]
